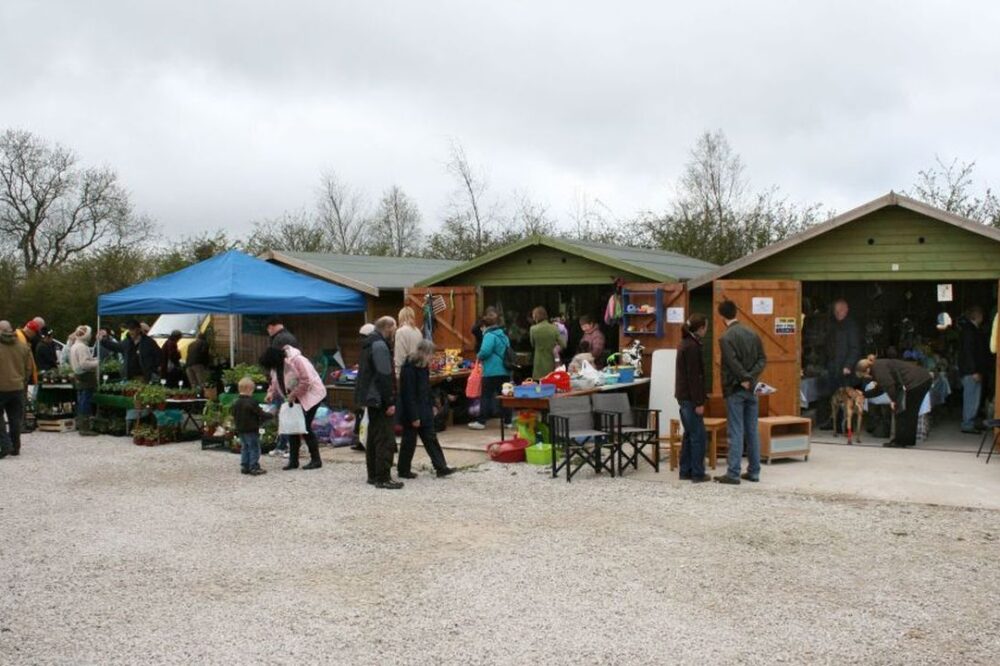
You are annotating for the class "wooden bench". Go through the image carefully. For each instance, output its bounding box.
[667,417,727,471]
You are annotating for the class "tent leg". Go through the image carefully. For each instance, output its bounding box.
[229,316,235,367]
[96,314,101,380]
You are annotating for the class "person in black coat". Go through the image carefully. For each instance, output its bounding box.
[396,339,455,479]
[675,314,709,483]
[856,355,931,448]
[957,306,992,433]
[819,298,861,429]
[34,328,59,373]
[98,320,160,382]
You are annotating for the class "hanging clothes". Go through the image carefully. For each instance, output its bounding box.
[423,297,435,340]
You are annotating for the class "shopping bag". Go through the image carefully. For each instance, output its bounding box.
[278,402,308,435]
[579,360,604,385]
[465,361,483,399]
[359,408,369,446]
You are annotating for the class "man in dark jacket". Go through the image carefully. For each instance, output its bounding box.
[675,314,709,483]
[355,316,402,489]
[34,328,59,373]
[99,320,159,382]
[958,306,991,433]
[715,300,767,485]
[266,317,299,350]
[819,299,861,429]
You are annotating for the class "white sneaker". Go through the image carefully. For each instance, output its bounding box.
[282,450,290,458]
[467,422,486,430]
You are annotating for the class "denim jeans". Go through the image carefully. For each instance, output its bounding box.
[77,389,94,418]
[961,374,982,429]
[678,400,706,478]
[240,432,261,470]
[477,374,511,425]
[725,389,760,480]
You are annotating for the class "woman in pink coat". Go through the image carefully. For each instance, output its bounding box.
[261,345,326,470]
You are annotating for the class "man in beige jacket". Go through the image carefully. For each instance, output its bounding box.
[0,320,33,457]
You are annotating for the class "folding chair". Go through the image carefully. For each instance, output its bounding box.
[591,393,660,475]
[977,419,1000,463]
[547,396,616,482]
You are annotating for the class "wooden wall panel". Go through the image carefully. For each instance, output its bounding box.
[712,280,801,416]
[404,286,479,358]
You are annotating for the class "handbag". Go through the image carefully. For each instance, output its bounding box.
[466,361,483,399]
[278,402,308,435]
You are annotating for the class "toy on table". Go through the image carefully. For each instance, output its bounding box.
[444,348,462,373]
[501,382,514,396]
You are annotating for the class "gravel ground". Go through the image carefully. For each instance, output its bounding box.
[1,432,999,665]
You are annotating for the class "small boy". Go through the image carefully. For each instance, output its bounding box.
[232,376,269,476]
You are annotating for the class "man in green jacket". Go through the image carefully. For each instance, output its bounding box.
[715,300,767,485]
[529,306,562,379]
[0,320,33,458]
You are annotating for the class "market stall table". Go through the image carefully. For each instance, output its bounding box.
[326,369,472,413]
[498,378,651,440]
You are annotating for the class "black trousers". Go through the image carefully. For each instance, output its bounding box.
[895,381,930,447]
[397,420,448,475]
[288,403,321,465]
[365,407,396,482]
[0,390,23,454]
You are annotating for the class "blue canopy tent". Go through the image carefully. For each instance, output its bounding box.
[98,250,367,364]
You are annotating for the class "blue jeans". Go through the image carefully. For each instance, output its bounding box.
[961,374,982,430]
[477,374,511,425]
[678,400,706,478]
[726,389,760,480]
[77,389,94,418]
[240,432,261,470]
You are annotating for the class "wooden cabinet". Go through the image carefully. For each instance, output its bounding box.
[758,416,811,463]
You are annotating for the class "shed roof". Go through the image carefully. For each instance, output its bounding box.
[687,192,1000,289]
[417,235,717,286]
[262,251,462,297]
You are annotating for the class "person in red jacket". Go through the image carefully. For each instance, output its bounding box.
[675,313,709,482]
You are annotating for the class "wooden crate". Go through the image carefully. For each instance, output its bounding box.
[37,418,76,433]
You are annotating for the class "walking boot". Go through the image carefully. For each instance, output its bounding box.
[283,442,300,470]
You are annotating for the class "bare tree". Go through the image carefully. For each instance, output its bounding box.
[0,129,152,272]
[242,210,332,255]
[445,140,497,255]
[372,185,422,257]
[645,130,822,264]
[316,171,371,254]
[908,156,1000,226]
[511,192,557,238]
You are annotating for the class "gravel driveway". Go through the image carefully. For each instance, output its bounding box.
[1,432,998,665]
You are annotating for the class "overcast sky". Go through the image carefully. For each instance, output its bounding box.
[2,1,999,238]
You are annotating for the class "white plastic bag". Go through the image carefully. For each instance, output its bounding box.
[578,360,604,386]
[358,407,369,446]
[278,402,308,435]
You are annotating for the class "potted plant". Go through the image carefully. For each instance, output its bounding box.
[222,363,267,393]
[135,384,168,409]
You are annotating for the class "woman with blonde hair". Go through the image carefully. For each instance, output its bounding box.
[69,325,99,436]
[855,353,931,448]
[394,305,423,374]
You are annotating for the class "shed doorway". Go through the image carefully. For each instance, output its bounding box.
[801,279,998,451]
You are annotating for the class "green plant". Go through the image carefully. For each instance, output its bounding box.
[135,384,168,407]
[100,358,122,376]
[222,363,267,388]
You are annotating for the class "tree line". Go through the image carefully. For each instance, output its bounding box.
[1,127,997,338]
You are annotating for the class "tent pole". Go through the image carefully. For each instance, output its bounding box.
[229,316,235,367]
[96,314,101,380]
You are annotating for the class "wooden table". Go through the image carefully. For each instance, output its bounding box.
[326,370,473,414]
[667,417,728,470]
[498,378,651,440]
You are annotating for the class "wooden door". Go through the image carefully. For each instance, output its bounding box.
[618,282,688,355]
[404,286,479,358]
[995,280,999,420]
[712,280,801,416]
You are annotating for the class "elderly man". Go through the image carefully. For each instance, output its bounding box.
[0,320,33,458]
[355,316,402,489]
[819,298,861,430]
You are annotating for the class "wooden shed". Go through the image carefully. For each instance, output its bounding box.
[687,192,1000,418]
[416,235,717,363]
[215,252,461,366]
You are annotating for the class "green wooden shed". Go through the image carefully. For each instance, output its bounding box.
[686,191,1000,419]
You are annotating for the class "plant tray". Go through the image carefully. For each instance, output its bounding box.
[201,436,230,451]
[37,418,76,433]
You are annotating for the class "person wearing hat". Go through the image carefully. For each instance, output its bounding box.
[34,328,59,373]
[350,323,377,452]
[69,325,99,436]
[0,320,33,457]
[15,319,41,385]
[98,320,159,382]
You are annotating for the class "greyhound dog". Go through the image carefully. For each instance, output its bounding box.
[831,386,865,444]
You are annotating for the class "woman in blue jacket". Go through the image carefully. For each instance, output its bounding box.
[397,340,455,479]
[469,310,512,430]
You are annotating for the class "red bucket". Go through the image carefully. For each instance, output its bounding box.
[486,437,530,463]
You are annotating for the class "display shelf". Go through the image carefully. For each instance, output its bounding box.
[621,287,665,338]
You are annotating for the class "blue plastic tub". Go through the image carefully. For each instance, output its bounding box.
[616,366,635,384]
[513,383,557,398]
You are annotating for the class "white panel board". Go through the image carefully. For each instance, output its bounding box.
[648,349,679,438]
